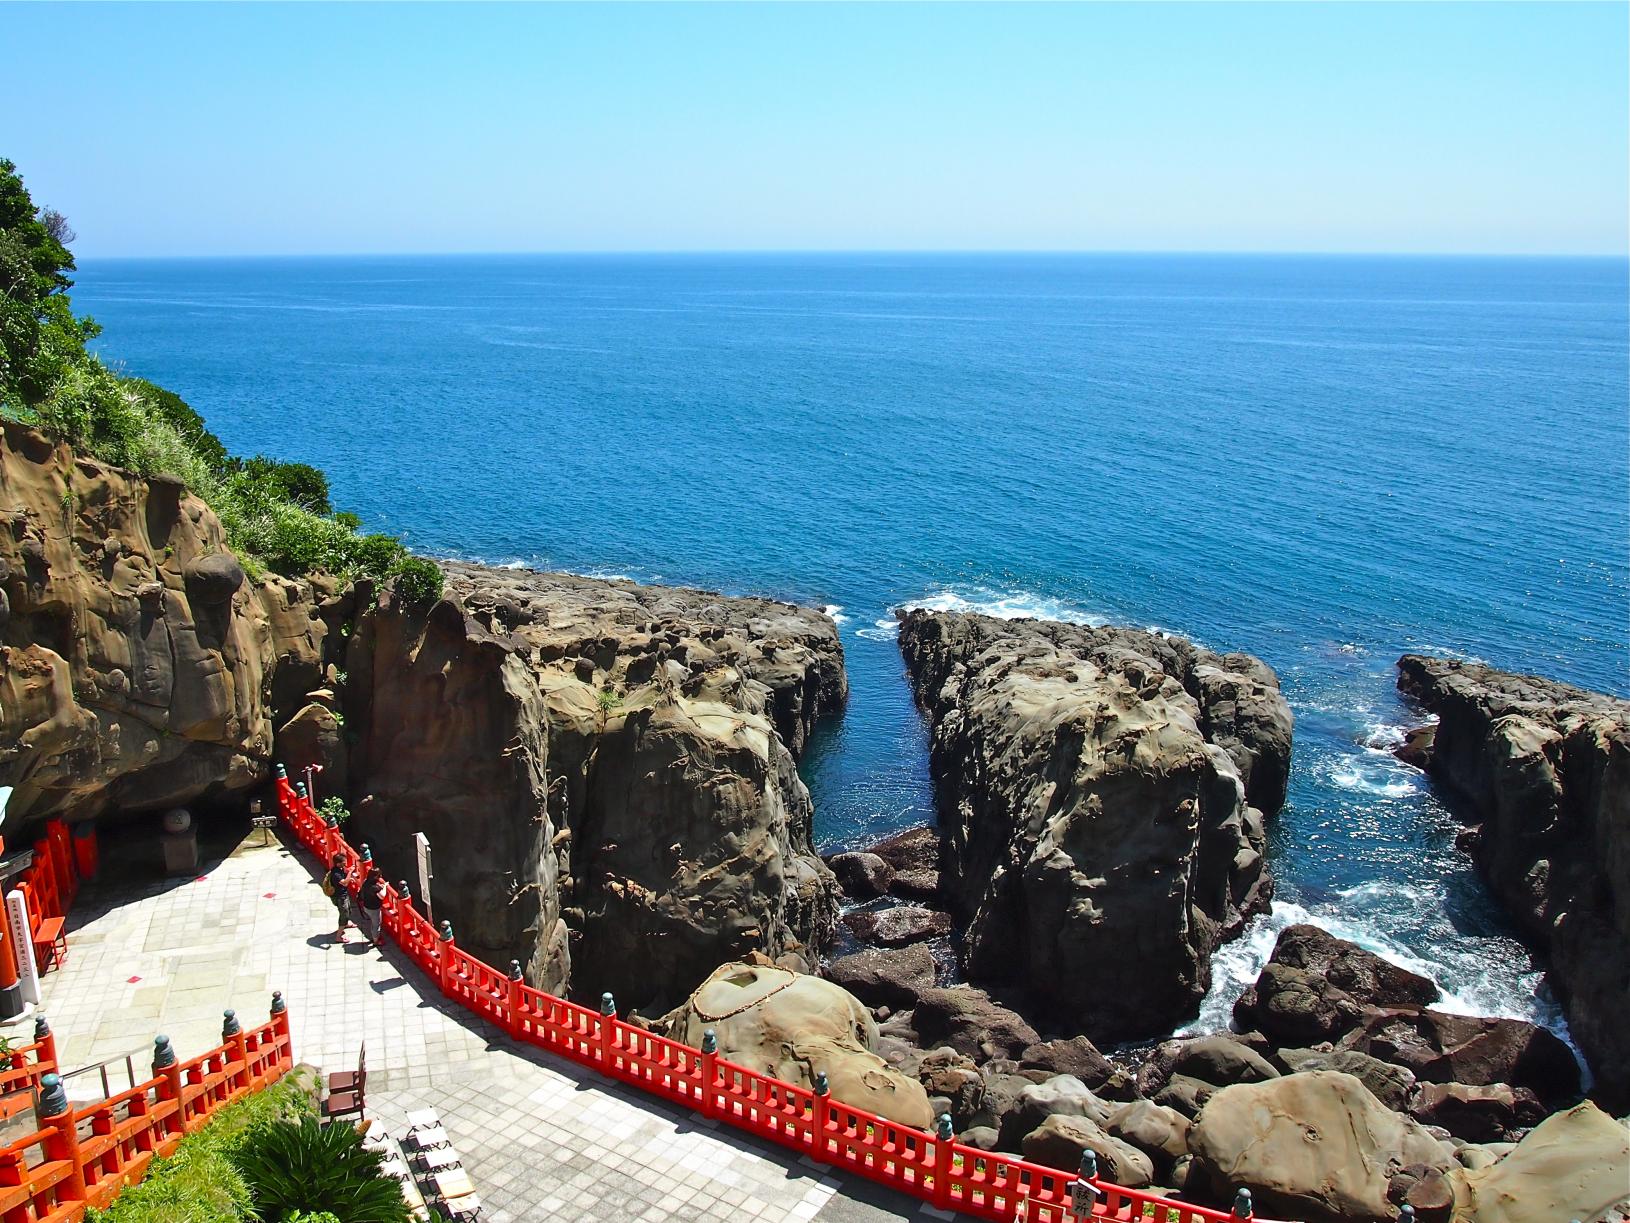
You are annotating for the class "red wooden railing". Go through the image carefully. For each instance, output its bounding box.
[275,767,1240,1223]
[0,1001,293,1222]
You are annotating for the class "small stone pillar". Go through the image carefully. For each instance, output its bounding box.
[160,808,198,876]
[1234,1188,1254,1219]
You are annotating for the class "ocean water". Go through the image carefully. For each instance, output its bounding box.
[76,253,1629,1041]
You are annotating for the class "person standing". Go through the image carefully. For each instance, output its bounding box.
[359,865,386,948]
[325,854,352,942]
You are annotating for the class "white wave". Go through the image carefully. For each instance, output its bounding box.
[1362,722,1407,750]
[822,604,850,626]
[855,617,900,642]
[897,586,1108,626]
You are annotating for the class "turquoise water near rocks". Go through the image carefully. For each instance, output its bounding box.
[76,253,1628,1038]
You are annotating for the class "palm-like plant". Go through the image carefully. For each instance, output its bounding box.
[231,1116,409,1223]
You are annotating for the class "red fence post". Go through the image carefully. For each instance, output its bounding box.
[152,1035,185,1138]
[223,1010,249,1094]
[812,1071,831,1161]
[598,992,617,1074]
[269,991,291,1067]
[437,922,457,995]
[37,1073,87,1204]
[507,960,526,1036]
[699,1028,718,1118]
[33,1013,57,1071]
[933,1113,955,1212]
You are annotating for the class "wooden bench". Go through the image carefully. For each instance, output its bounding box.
[32,917,66,973]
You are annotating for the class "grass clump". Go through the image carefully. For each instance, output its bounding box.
[87,1071,313,1223]
[0,156,441,596]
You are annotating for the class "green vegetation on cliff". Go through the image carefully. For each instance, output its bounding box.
[0,157,441,601]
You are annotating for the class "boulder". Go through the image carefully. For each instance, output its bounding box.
[1409,1082,1543,1144]
[1019,1037,1124,1096]
[911,986,1040,1063]
[1278,1047,1417,1112]
[898,610,1290,1041]
[1397,655,1630,1109]
[970,1066,1035,1132]
[996,1074,1115,1153]
[1395,724,1435,770]
[823,943,936,1011]
[828,851,894,899]
[276,702,348,801]
[1020,1114,1154,1186]
[916,1048,985,1129]
[843,905,952,948]
[1188,1071,1456,1223]
[1339,1008,1580,1107]
[889,868,942,902]
[1152,1073,1215,1119]
[1171,1035,1281,1087]
[1106,1100,1191,1176]
[182,552,245,605]
[1234,925,1440,1047]
[664,962,932,1128]
[866,825,942,874]
[1449,1101,1630,1223]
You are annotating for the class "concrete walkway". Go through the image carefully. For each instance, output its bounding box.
[27,821,937,1222]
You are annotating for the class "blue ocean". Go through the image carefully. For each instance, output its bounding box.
[76,254,1628,1038]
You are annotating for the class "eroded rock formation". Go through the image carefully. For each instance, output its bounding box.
[344,562,846,1012]
[897,610,1293,1040]
[0,422,340,827]
[1396,655,1630,1108]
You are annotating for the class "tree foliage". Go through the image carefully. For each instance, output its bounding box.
[0,156,442,593]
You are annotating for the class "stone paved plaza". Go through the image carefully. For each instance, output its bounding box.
[21,821,947,1222]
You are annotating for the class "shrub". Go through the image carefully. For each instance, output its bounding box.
[318,796,350,824]
[231,1115,410,1223]
[389,554,444,606]
[88,1072,315,1223]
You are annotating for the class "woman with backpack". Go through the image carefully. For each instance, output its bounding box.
[324,854,352,942]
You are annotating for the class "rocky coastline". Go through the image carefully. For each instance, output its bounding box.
[3,425,1627,1222]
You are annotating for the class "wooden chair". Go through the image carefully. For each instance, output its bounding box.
[322,1045,366,1121]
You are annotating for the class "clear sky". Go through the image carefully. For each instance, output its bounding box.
[5,2,1626,257]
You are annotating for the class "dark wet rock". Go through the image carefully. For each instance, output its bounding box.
[843,904,953,948]
[1409,1081,1545,1144]
[1021,1114,1154,1185]
[866,825,943,874]
[1171,1034,1282,1087]
[1339,1008,1581,1108]
[823,943,936,1011]
[828,851,894,899]
[995,1075,1115,1153]
[1018,1037,1121,1094]
[911,986,1040,1063]
[1152,1074,1215,1119]
[889,868,943,902]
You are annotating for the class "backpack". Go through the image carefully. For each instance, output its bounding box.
[321,872,336,897]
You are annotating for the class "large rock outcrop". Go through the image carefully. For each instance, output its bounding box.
[664,961,933,1128]
[0,421,338,829]
[345,562,846,1011]
[1397,655,1630,1108]
[897,611,1292,1040]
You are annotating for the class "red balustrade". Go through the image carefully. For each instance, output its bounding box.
[273,768,1245,1223]
[0,1005,293,1222]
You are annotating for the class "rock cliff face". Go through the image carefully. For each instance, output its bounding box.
[897,610,1292,1041]
[345,562,846,1013]
[1396,655,1630,1109]
[0,422,339,828]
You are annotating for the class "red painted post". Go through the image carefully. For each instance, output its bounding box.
[598,992,618,1074]
[699,1028,718,1118]
[33,1013,57,1072]
[269,991,291,1066]
[507,960,526,1037]
[812,1071,831,1161]
[437,922,456,996]
[933,1113,955,1211]
[36,1073,87,1205]
[223,1010,248,1094]
[152,1035,184,1138]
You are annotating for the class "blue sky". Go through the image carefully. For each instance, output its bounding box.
[6,2,1626,256]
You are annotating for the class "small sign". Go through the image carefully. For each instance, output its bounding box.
[414,832,433,924]
[251,815,278,829]
[1070,1180,1100,1219]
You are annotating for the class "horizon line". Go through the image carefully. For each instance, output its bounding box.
[74,247,1630,263]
